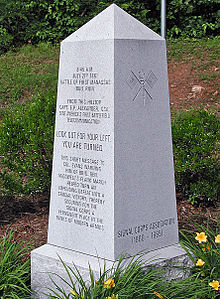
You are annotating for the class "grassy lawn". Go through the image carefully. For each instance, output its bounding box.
[0,43,59,117]
[167,37,220,63]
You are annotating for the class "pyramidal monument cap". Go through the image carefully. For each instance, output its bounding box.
[63,4,164,42]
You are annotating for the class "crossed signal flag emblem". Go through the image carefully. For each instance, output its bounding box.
[127,69,158,106]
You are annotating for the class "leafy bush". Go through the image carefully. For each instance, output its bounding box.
[0,92,56,196]
[0,25,13,53]
[172,110,220,205]
[0,0,146,51]
[144,0,220,38]
[0,230,31,298]
[0,0,219,53]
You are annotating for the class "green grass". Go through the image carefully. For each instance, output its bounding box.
[167,37,220,63]
[200,72,218,81]
[0,42,59,117]
[0,230,32,298]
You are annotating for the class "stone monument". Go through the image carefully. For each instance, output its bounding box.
[31,4,188,298]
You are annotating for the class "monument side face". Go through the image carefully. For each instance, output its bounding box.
[48,40,115,259]
[114,40,179,257]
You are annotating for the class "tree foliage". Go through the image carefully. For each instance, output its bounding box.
[0,0,219,53]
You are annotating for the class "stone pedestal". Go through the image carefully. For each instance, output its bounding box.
[31,243,191,298]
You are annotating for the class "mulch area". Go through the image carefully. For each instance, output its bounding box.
[0,57,219,248]
[0,195,49,248]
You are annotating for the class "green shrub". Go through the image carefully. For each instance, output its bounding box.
[172,110,220,205]
[0,25,13,54]
[0,92,56,196]
[0,0,32,53]
[145,0,220,38]
[0,230,31,298]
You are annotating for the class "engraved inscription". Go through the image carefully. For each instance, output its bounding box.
[55,154,106,231]
[60,66,111,92]
[146,70,157,88]
[58,98,111,125]
[127,73,138,89]
[117,217,175,244]
[54,65,112,234]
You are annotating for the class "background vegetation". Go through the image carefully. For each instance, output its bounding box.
[0,0,219,54]
[172,110,219,205]
[0,93,56,196]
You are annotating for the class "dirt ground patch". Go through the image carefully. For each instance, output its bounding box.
[168,59,219,112]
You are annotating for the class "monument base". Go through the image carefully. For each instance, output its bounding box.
[31,243,192,299]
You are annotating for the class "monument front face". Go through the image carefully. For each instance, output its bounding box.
[48,4,179,260]
[48,40,115,258]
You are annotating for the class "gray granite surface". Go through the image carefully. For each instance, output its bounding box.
[47,3,178,261]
